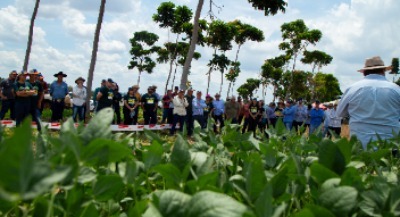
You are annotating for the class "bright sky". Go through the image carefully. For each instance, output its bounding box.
[0,0,399,101]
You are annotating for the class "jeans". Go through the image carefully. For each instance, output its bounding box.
[170,114,186,135]
[309,124,320,135]
[284,122,293,131]
[0,99,15,120]
[73,105,85,122]
[193,115,205,129]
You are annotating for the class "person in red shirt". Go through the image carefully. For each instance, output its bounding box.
[162,89,174,124]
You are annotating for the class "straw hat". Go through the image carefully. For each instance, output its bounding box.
[358,56,391,72]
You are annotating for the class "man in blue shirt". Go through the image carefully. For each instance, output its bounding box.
[192,91,207,128]
[49,71,68,122]
[212,93,225,133]
[283,99,296,130]
[309,100,325,135]
[337,56,400,149]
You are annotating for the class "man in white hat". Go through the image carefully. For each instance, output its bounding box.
[336,56,400,149]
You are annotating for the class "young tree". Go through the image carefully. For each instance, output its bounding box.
[85,0,106,119]
[301,50,333,73]
[279,19,322,73]
[314,73,342,102]
[205,20,235,95]
[153,3,193,93]
[261,55,286,101]
[237,78,261,99]
[128,31,160,85]
[23,0,41,72]
[227,20,264,97]
[180,0,287,90]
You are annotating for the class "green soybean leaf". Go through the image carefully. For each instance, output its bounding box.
[294,205,335,217]
[143,140,163,170]
[32,196,49,217]
[310,162,339,185]
[158,190,191,217]
[186,191,253,217]
[80,108,113,144]
[93,175,124,202]
[82,138,132,166]
[78,202,99,217]
[170,134,191,171]
[319,186,358,216]
[0,119,33,198]
[318,139,346,175]
[152,164,182,190]
[244,152,267,202]
[255,183,273,217]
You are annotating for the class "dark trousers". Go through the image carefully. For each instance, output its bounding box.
[123,108,138,125]
[144,110,157,125]
[51,99,65,122]
[269,118,277,128]
[238,115,244,125]
[0,99,15,120]
[241,117,249,134]
[170,114,186,135]
[213,114,224,133]
[327,126,341,138]
[167,108,174,124]
[113,103,121,124]
[247,117,259,135]
[186,115,194,136]
[293,121,306,133]
[15,100,31,126]
[193,115,205,129]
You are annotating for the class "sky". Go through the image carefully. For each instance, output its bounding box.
[0,0,399,102]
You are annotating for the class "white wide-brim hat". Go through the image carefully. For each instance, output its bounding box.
[358,56,391,72]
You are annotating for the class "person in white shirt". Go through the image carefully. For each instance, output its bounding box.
[326,102,342,138]
[72,77,87,122]
[170,90,189,135]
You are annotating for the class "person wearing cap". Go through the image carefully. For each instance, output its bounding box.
[185,88,195,135]
[72,77,87,122]
[0,70,18,120]
[96,78,115,112]
[141,86,159,124]
[309,100,325,135]
[192,91,207,129]
[123,87,140,125]
[326,102,342,138]
[170,89,188,135]
[293,98,308,133]
[337,56,400,149]
[14,72,35,126]
[93,79,106,110]
[28,70,43,131]
[212,93,225,133]
[49,71,68,122]
[225,96,240,124]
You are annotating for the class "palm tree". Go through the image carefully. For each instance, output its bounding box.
[23,0,41,72]
[85,0,106,118]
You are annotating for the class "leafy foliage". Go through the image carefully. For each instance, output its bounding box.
[1,108,400,217]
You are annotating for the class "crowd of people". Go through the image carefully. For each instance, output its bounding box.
[1,56,399,148]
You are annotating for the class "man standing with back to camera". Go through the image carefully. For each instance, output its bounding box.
[337,56,400,149]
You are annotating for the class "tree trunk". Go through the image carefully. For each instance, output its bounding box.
[219,69,224,95]
[206,67,213,94]
[23,0,40,72]
[226,81,232,98]
[164,58,174,94]
[171,61,179,90]
[137,70,142,86]
[85,0,106,120]
[180,0,204,90]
